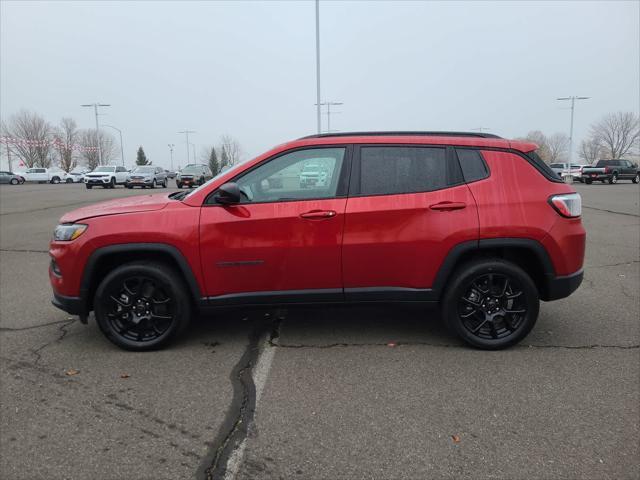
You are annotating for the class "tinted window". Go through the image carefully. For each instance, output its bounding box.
[235,148,345,203]
[524,151,563,183]
[359,147,449,196]
[457,149,489,182]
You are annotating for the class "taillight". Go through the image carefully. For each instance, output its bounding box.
[549,193,582,218]
[604,166,611,174]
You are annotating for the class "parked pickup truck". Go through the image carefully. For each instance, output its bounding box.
[21,168,68,184]
[581,159,639,184]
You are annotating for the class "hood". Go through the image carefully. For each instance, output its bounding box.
[60,193,171,223]
[86,171,113,177]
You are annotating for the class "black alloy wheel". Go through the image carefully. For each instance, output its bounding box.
[94,263,190,350]
[442,259,539,350]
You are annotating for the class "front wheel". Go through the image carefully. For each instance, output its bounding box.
[10,178,18,185]
[442,259,539,350]
[609,173,618,184]
[94,262,191,351]
[86,184,92,189]
[51,176,60,184]
[108,177,116,189]
[152,179,157,189]
[66,178,73,183]
[162,179,167,188]
[585,179,593,185]
[176,182,182,188]
[633,173,639,184]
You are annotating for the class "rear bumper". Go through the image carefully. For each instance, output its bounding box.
[543,269,583,301]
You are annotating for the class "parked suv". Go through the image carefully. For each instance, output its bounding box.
[50,132,585,351]
[84,165,129,189]
[176,164,213,188]
[126,166,168,189]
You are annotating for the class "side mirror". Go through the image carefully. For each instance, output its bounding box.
[214,182,241,205]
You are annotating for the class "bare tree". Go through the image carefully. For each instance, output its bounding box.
[54,117,79,172]
[589,112,640,159]
[4,110,53,168]
[79,129,117,170]
[578,136,604,165]
[219,134,243,168]
[519,130,552,163]
[546,133,570,163]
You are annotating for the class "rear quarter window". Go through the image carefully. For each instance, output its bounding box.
[456,149,489,183]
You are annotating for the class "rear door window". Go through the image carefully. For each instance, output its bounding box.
[357,146,452,196]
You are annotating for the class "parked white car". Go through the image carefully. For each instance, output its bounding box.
[84,165,129,189]
[21,168,68,184]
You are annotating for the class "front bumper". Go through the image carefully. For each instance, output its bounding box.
[543,269,584,301]
[85,177,111,184]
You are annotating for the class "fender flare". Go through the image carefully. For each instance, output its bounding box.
[80,243,203,307]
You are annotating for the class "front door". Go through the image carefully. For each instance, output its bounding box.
[199,146,350,304]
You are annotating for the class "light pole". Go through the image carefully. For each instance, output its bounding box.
[557,96,590,169]
[315,101,343,133]
[472,127,491,133]
[101,124,124,166]
[168,144,175,170]
[81,103,110,165]
[189,143,196,163]
[315,0,321,134]
[178,130,195,165]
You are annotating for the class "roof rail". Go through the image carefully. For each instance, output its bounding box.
[299,131,502,140]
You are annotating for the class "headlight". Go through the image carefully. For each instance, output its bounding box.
[53,223,87,241]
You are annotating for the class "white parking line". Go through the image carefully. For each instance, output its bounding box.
[224,331,278,480]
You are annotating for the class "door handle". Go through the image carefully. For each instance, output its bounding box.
[300,210,337,219]
[429,201,467,211]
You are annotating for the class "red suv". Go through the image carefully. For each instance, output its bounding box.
[50,132,585,351]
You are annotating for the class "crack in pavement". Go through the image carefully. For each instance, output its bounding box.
[0,319,75,332]
[583,205,640,218]
[29,318,76,365]
[587,260,640,269]
[269,340,639,350]
[198,316,274,480]
[0,248,49,253]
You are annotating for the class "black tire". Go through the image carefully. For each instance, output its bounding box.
[10,178,18,185]
[162,179,167,188]
[585,179,592,185]
[633,173,639,184]
[608,173,618,184]
[442,258,540,350]
[108,177,116,189]
[86,184,92,189]
[152,179,157,189]
[125,184,132,189]
[94,262,191,351]
[51,176,60,184]
[66,177,73,183]
[176,182,182,188]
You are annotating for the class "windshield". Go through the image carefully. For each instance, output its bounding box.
[549,164,564,168]
[181,166,205,174]
[132,166,155,173]
[180,160,249,201]
[93,166,114,172]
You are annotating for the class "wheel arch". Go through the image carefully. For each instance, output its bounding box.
[433,238,556,301]
[80,243,203,312]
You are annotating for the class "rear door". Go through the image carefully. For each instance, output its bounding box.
[342,145,479,300]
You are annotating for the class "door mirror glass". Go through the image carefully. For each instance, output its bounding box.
[215,182,241,205]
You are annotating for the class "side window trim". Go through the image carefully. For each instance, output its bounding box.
[204,145,353,206]
[454,147,490,184]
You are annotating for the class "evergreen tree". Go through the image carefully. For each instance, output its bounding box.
[208,146,220,175]
[136,146,149,165]
[220,146,229,170]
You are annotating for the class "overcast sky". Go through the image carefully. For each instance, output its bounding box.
[1,0,639,170]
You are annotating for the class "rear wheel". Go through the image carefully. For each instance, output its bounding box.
[176,182,182,188]
[108,177,116,188]
[609,173,618,184]
[66,178,73,183]
[51,176,60,184]
[94,262,191,351]
[585,179,592,184]
[152,179,157,188]
[442,259,539,350]
[633,173,639,184]
[162,179,167,188]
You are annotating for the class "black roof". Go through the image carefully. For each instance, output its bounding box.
[300,131,502,140]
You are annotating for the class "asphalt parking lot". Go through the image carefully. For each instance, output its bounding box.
[0,181,638,480]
